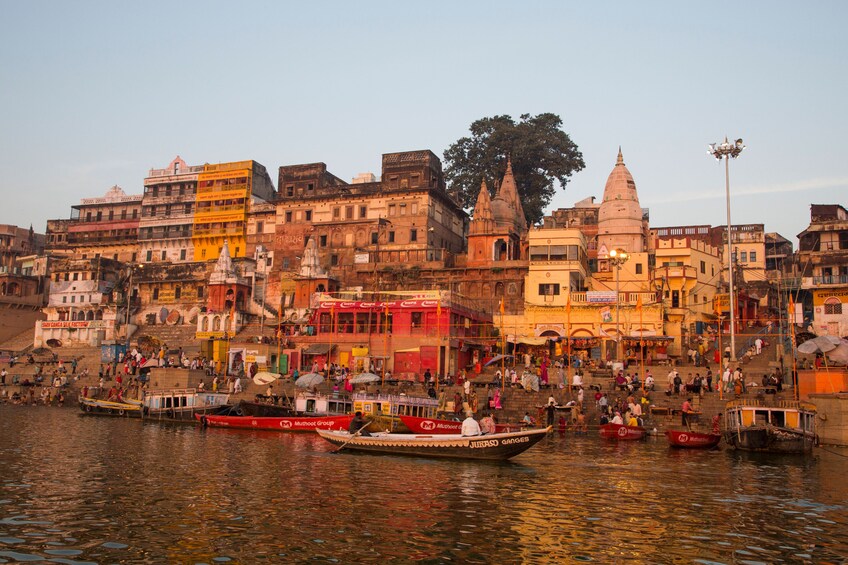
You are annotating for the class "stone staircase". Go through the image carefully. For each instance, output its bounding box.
[0,328,36,356]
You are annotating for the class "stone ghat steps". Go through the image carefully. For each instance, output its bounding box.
[0,328,37,356]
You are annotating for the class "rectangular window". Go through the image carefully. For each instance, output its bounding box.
[740,251,747,262]
[400,204,407,215]
[285,211,293,222]
[345,206,353,219]
[411,202,418,214]
[333,207,341,220]
[153,288,159,300]
[175,286,181,299]
[108,210,114,220]
[330,254,338,266]
[256,221,264,234]
[146,250,153,261]
[359,206,367,218]
[180,249,186,260]
[388,231,395,243]
[749,251,757,262]
[161,251,167,261]
[635,263,643,274]
[388,204,396,216]
[700,260,706,274]
[121,209,127,219]
[62,296,67,303]
[371,232,378,244]
[411,312,422,327]
[185,203,192,214]
[201,249,206,259]
[197,286,204,298]
[307,183,314,192]
[73,273,79,281]
[286,185,294,197]
[305,210,312,221]
[538,283,560,296]
[410,229,418,242]
[71,295,75,303]
[320,235,328,247]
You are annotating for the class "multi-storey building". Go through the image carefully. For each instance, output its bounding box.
[269,151,468,311]
[46,186,143,263]
[140,156,204,263]
[193,160,275,262]
[35,256,124,346]
[0,224,44,304]
[797,204,848,337]
[543,197,601,269]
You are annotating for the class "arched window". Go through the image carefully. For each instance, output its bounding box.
[86,310,95,321]
[95,309,103,320]
[201,317,209,332]
[212,316,221,331]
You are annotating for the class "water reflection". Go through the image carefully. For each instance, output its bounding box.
[0,406,846,563]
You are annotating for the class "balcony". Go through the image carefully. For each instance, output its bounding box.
[812,274,848,286]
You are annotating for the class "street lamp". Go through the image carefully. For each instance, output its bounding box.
[609,248,629,362]
[708,137,745,362]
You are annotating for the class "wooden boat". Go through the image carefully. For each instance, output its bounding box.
[196,413,353,432]
[399,415,525,435]
[352,392,439,432]
[599,423,646,440]
[665,429,722,449]
[723,399,817,454]
[79,397,143,417]
[80,388,230,422]
[315,427,552,460]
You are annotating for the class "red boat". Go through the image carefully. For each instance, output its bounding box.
[599,423,646,440]
[665,429,721,449]
[196,413,353,432]
[399,415,524,435]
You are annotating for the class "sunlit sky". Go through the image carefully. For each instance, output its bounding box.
[1,1,845,246]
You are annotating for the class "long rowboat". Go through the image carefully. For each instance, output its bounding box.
[399,415,524,435]
[599,423,646,440]
[196,413,353,432]
[665,429,722,449]
[316,427,551,460]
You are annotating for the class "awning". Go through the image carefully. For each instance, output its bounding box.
[507,336,549,346]
[395,347,420,353]
[302,344,336,355]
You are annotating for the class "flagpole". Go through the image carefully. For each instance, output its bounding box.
[566,294,572,390]
[638,295,644,393]
[788,298,799,401]
[436,298,442,392]
[500,298,505,390]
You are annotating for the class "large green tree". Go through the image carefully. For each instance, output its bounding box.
[443,113,585,225]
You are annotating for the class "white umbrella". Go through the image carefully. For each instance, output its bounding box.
[797,335,842,354]
[253,371,281,386]
[349,372,381,384]
[295,373,324,388]
[826,342,848,365]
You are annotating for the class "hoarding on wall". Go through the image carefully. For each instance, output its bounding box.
[587,291,616,303]
[714,293,730,313]
[42,320,106,329]
[813,289,848,306]
[599,307,613,323]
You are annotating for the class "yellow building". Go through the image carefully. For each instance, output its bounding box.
[506,227,665,367]
[193,160,275,261]
[653,237,722,355]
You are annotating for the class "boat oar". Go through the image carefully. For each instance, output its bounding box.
[333,421,371,453]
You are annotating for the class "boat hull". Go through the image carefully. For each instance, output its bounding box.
[196,413,354,432]
[399,415,525,435]
[665,429,722,449]
[316,427,551,460]
[723,427,815,454]
[599,423,646,440]
[79,398,142,417]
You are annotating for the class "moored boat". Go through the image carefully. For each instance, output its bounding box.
[665,429,722,449]
[599,423,646,440]
[79,397,143,417]
[315,427,551,460]
[723,399,817,454]
[352,392,439,432]
[196,413,353,432]
[81,388,230,422]
[399,414,526,435]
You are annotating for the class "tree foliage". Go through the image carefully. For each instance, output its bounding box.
[443,113,585,225]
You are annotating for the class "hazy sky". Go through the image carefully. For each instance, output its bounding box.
[1,1,845,246]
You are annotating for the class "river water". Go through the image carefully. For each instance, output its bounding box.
[0,406,846,564]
